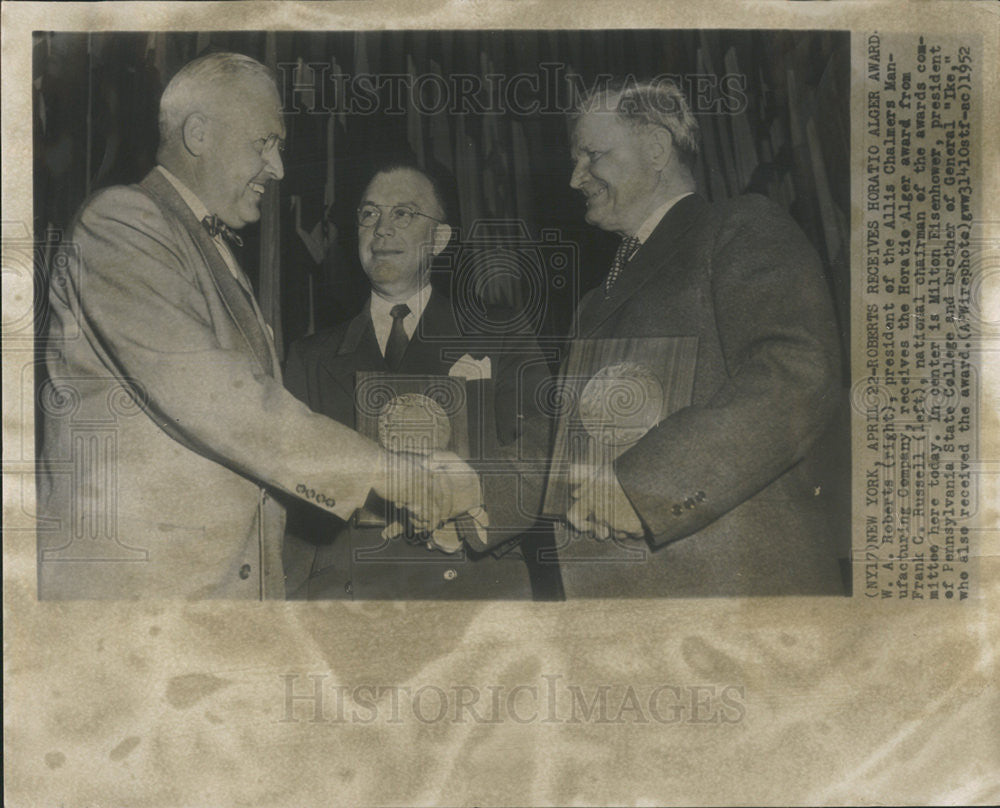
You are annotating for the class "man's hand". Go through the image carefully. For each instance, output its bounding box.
[370,450,433,530]
[372,450,482,533]
[421,450,483,524]
[566,463,644,541]
[423,521,465,553]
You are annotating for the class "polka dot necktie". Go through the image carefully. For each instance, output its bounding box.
[201,214,244,248]
[384,303,411,369]
[604,235,640,298]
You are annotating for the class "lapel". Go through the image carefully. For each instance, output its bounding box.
[316,291,465,411]
[313,308,384,405]
[139,169,275,377]
[577,194,707,338]
[334,306,383,362]
[310,293,445,424]
[398,292,462,374]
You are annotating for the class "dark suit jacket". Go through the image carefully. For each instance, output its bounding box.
[283,291,553,599]
[557,193,846,597]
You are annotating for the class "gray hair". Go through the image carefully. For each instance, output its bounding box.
[575,79,700,169]
[158,52,276,145]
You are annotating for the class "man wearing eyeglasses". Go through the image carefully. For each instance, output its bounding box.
[555,79,846,597]
[283,164,557,600]
[37,53,477,600]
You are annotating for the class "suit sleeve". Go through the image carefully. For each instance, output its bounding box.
[615,196,841,545]
[61,187,380,520]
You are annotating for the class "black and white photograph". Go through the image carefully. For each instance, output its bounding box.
[2,2,996,806]
[30,28,853,601]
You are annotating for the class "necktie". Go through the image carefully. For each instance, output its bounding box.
[202,214,244,248]
[384,303,411,369]
[604,235,640,297]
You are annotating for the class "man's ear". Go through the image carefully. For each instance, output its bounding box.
[181,112,210,157]
[644,126,675,173]
[430,223,453,256]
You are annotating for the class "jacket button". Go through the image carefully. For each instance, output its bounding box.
[671,504,683,516]
[344,581,353,595]
[443,569,457,581]
[239,564,251,580]
[695,490,706,502]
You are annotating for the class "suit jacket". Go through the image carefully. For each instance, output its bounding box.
[37,168,379,599]
[558,193,845,597]
[282,291,553,599]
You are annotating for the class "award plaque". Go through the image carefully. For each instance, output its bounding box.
[353,372,476,527]
[542,336,699,520]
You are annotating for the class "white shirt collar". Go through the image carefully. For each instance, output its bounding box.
[369,284,433,355]
[634,191,694,244]
[157,165,212,223]
[156,166,247,286]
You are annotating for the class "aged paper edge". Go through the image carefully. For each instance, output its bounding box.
[3,2,998,806]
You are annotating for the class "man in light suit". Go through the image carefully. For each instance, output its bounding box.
[283,165,557,599]
[37,53,478,600]
[558,80,845,596]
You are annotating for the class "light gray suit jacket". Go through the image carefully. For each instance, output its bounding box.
[37,168,379,599]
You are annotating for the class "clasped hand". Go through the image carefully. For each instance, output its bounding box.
[378,450,482,548]
[565,462,644,541]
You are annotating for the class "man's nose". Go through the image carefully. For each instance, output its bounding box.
[373,210,395,236]
[264,148,284,181]
[569,159,586,190]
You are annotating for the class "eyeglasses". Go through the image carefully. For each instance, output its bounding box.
[357,204,444,229]
[251,133,286,157]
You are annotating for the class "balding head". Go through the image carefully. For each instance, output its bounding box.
[569,79,698,236]
[158,52,277,152]
[156,52,286,229]
[573,80,700,170]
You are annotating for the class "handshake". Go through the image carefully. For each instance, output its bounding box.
[370,450,484,553]
[565,462,644,542]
